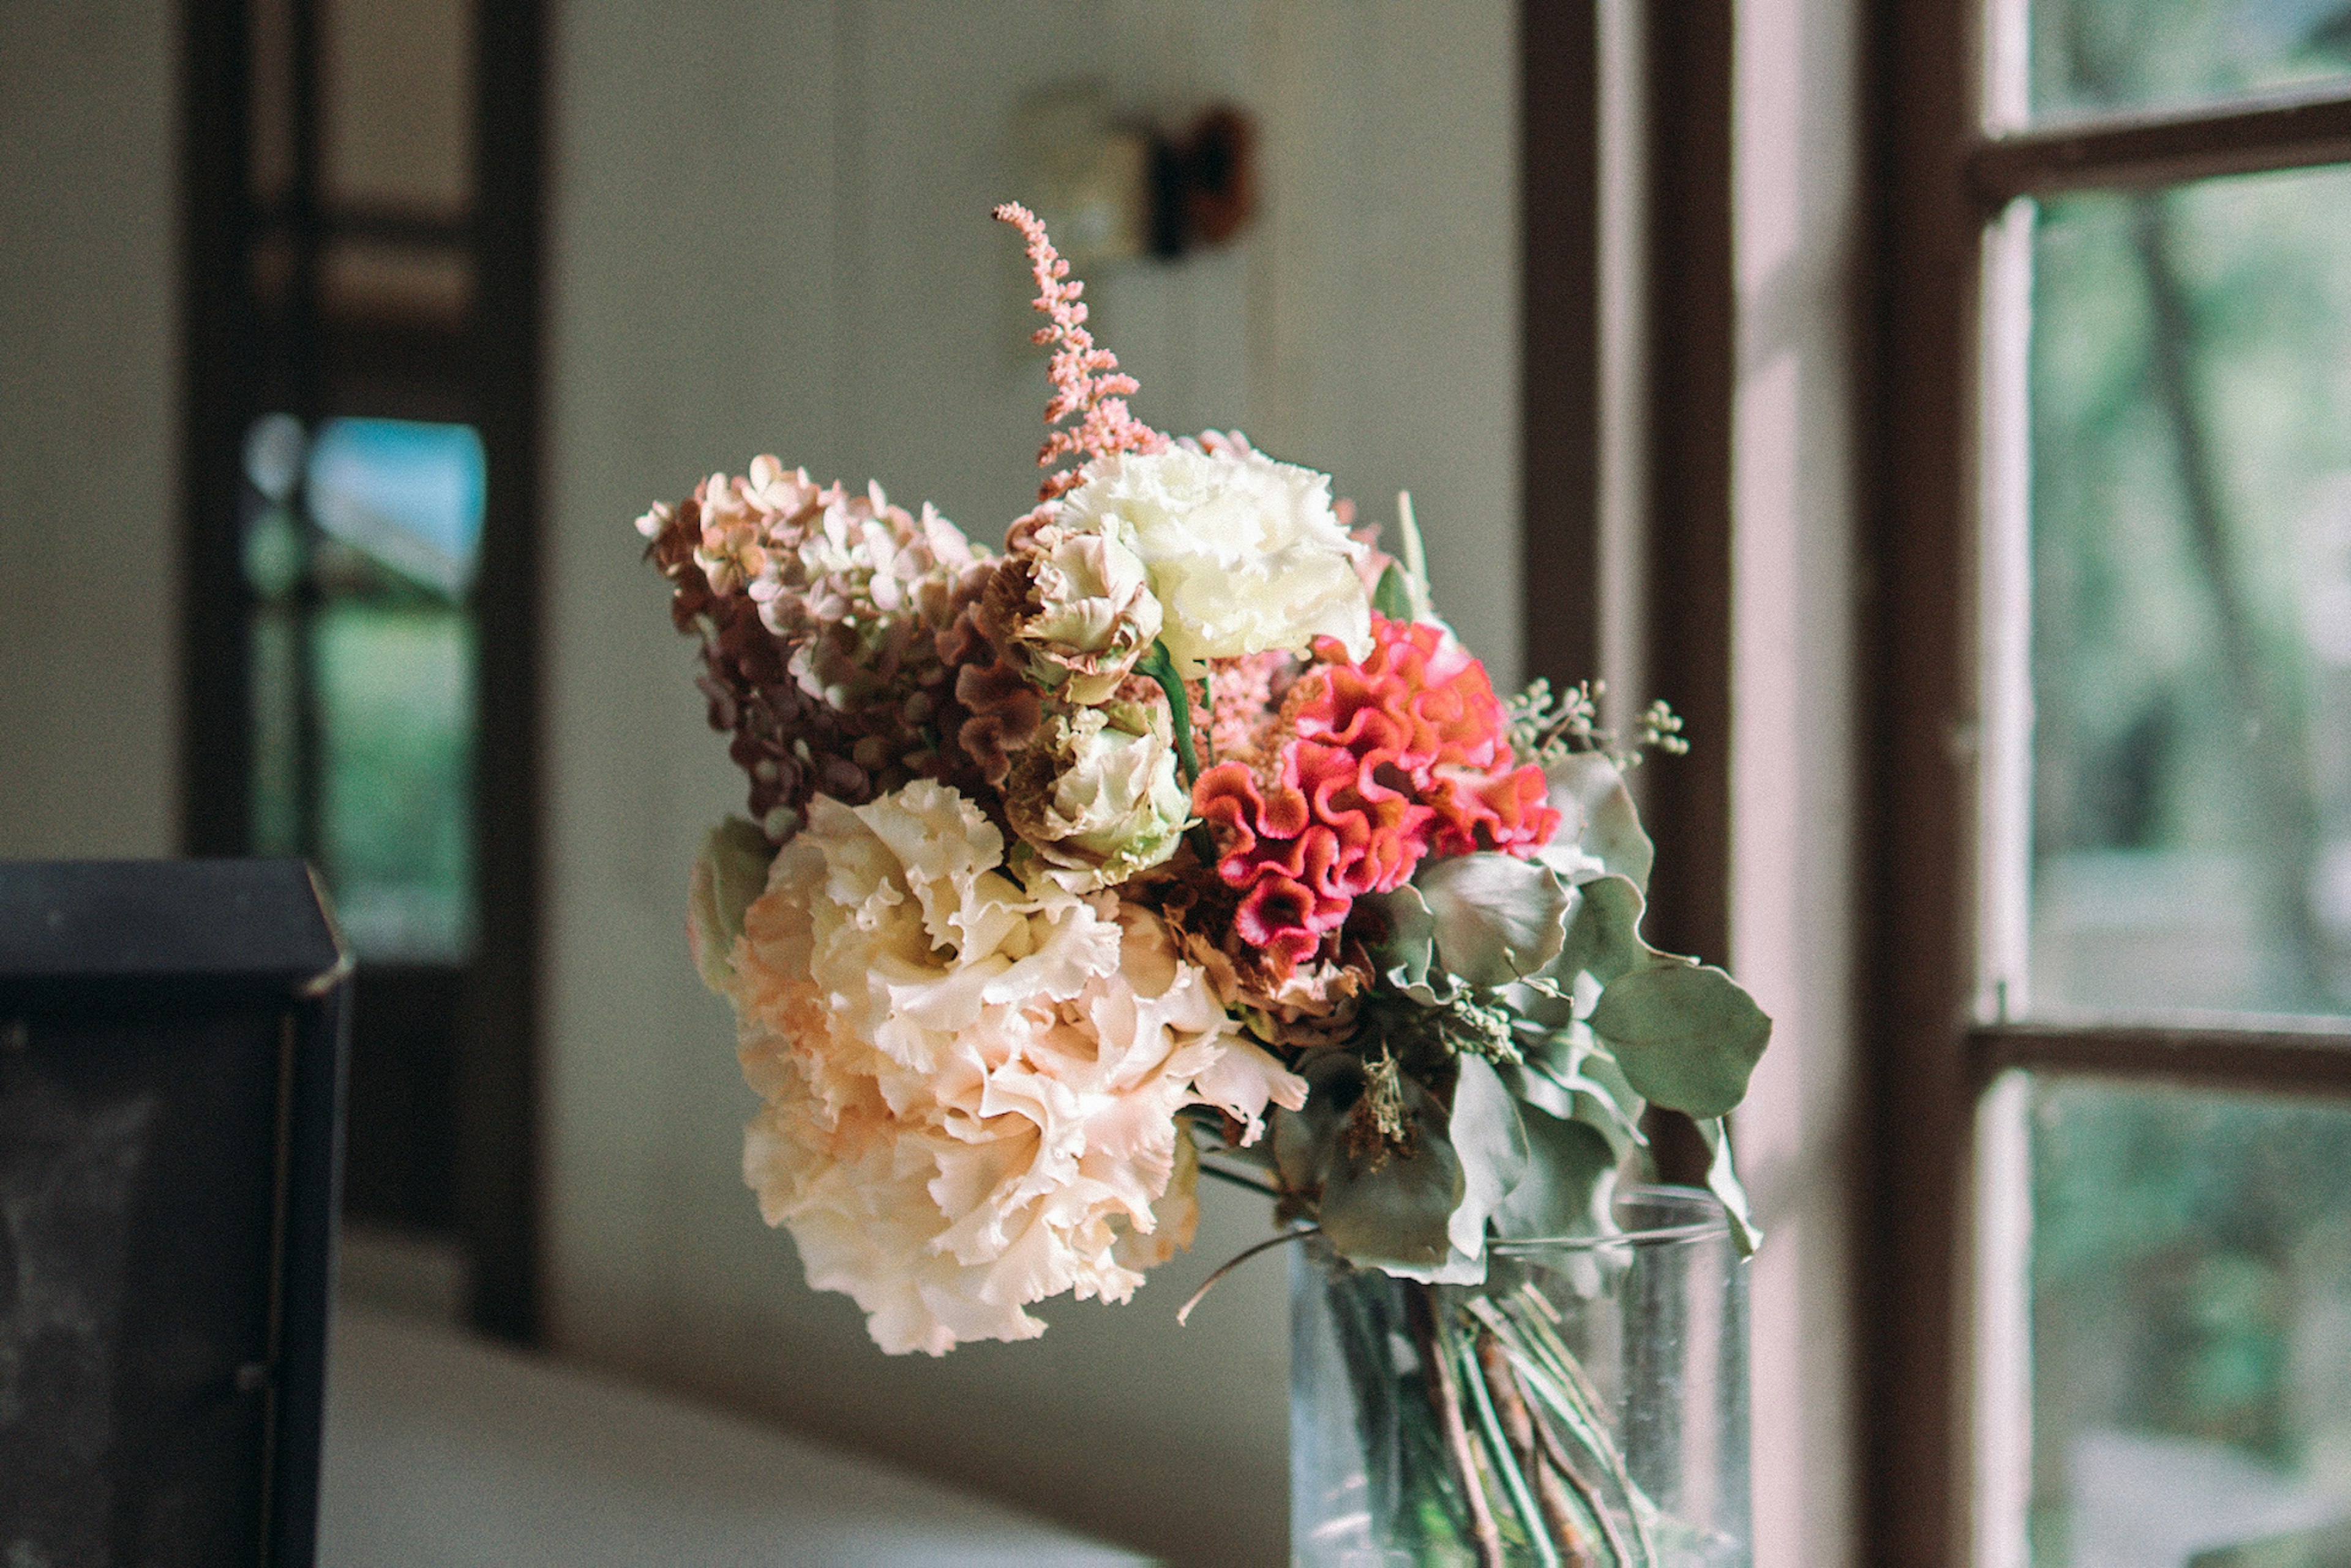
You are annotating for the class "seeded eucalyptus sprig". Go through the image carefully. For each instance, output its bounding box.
[1505,680,1689,771]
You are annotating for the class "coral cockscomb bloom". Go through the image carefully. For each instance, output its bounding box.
[1193,614,1560,970]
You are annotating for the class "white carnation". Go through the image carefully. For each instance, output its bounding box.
[1057,446,1372,676]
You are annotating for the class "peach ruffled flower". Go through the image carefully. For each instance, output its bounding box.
[722,780,1305,1355]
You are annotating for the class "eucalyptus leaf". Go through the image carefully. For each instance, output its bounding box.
[1491,1103,1618,1244]
[1555,872,1652,987]
[1540,752,1654,893]
[1589,960,1771,1119]
[1512,1026,1602,1117]
[1355,884,1438,994]
[1693,1115,1763,1255]
[1567,1048,1648,1155]
[1272,1051,1484,1280]
[1442,1057,1528,1264]
[1498,1059,1578,1123]
[1319,1082,1465,1274]
[1498,980,1575,1032]
[688,816,778,990]
[1415,854,1572,988]
[1270,1050,1363,1191]
[1510,1026,1648,1160]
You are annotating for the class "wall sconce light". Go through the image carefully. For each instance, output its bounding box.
[1015,85,1256,269]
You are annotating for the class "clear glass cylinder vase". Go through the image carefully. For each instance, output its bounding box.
[1291,1186,1750,1567]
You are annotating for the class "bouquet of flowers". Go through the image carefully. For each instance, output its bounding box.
[639,204,1768,1564]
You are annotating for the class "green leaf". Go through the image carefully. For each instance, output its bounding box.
[1442,1057,1528,1259]
[1541,752,1654,893]
[1269,1050,1362,1192]
[689,816,777,991]
[1319,1087,1466,1274]
[1693,1116,1763,1255]
[1283,1054,1534,1285]
[1491,1103,1617,1244]
[1355,884,1440,996]
[1415,854,1572,988]
[1588,961,1771,1119]
[1371,560,1416,621]
[1510,1026,1649,1160]
[1555,872,1651,986]
[1565,1048,1648,1157]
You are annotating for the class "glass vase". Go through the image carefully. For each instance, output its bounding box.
[1290,1186,1750,1567]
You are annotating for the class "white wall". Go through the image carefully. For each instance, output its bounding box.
[1248,1,1523,689]
[540,4,1517,1562]
[0,1,179,860]
[1730,1,1862,1565]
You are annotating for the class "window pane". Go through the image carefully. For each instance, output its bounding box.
[2030,0,2351,123]
[315,602,474,961]
[2030,166,2351,1016]
[249,606,304,857]
[239,413,483,962]
[306,416,484,598]
[2028,1077,2351,1566]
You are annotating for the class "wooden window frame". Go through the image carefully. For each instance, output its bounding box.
[176,0,544,1341]
[1861,7,2351,1561]
[1520,0,1737,975]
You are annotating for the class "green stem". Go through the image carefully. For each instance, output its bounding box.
[1487,1292,1661,1568]
[1409,1284,1506,1568]
[1136,640,1222,866]
[1137,641,1201,784]
[1453,1314,1561,1567]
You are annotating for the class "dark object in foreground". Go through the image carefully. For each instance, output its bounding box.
[0,860,350,1568]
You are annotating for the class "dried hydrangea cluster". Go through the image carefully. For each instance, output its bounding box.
[645,204,1770,1358]
[638,459,1039,836]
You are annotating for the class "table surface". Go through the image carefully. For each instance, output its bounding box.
[317,1305,1151,1567]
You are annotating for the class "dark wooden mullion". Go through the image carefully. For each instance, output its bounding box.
[1971,87,2351,203]
[287,0,327,874]
[457,0,545,1344]
[1519,0,1601,696]
[1971,1022,2351,1096]
[1640,0,1736,973]
[178,0,260,858]
[1855,0,1983,1561]
[252,199,473,251]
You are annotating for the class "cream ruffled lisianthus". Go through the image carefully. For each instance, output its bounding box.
[1055,445,1373,677]
[721,779,1305,1355]
[1003,705,1191,893]
[981,516,1162,705]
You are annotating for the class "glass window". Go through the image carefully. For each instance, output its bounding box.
[314,601,474,959]
[241,413,482,963]
[307,416,484,597]
[2031,0,2351,123]
[2028,1077,2351,1566]
[2028,164,2351,1017]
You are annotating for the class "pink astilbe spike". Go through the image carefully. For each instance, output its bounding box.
[993,201,1168,500]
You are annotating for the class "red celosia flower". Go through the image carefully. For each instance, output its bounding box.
[1193,614,1559,970]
